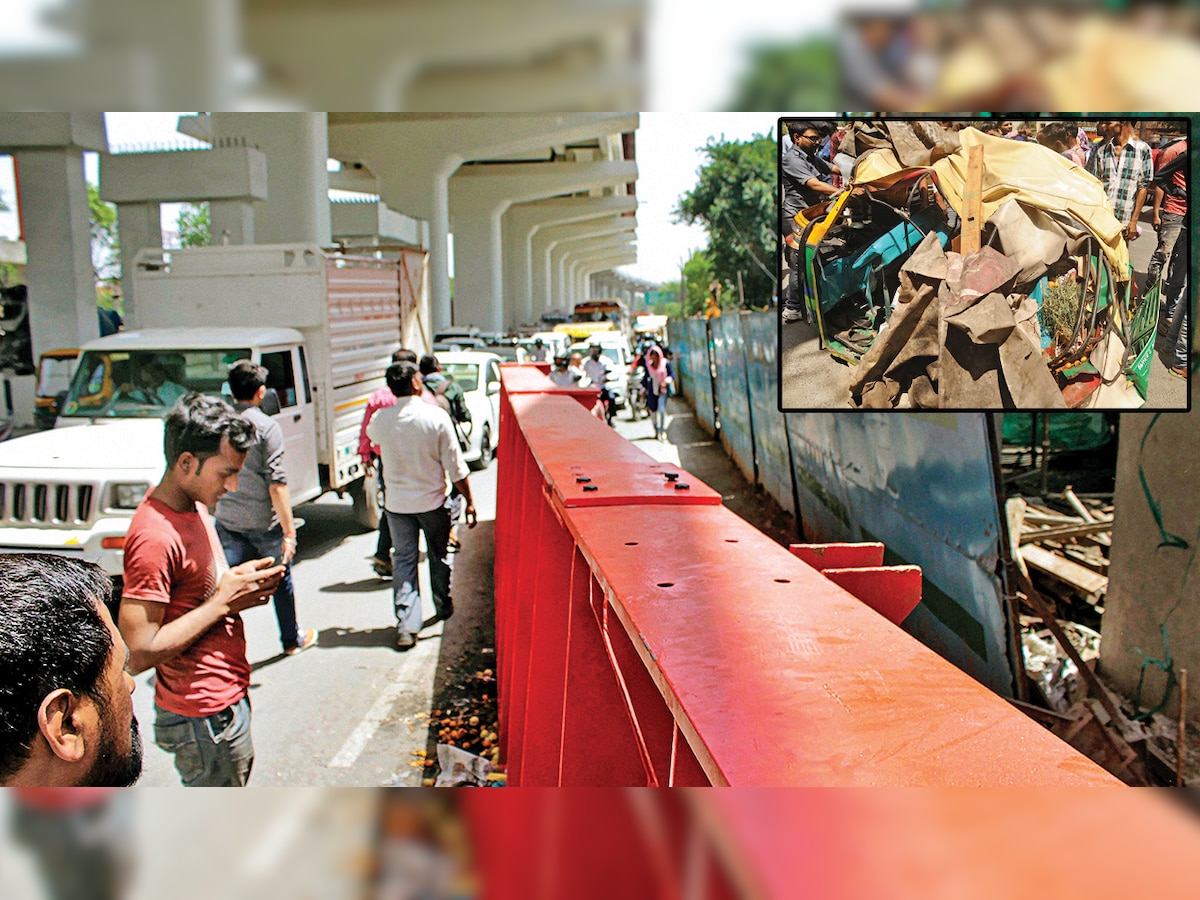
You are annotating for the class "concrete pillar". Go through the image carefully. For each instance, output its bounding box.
[210,113,331,246]
[534,218,636,312]
[550,231,634,306]
[448,160,636,330]
[327,113,637,334]
[210,201,255,245]
[12,148,100,356]
[1101,386,1200,727]
[113,201,161,324]
[502,195,637,328]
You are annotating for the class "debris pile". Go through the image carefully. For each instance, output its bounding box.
[794,121,1149,408]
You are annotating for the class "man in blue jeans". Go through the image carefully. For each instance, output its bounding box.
[367,361,477,649]
[121,393,285,786]
[216,361,317,656]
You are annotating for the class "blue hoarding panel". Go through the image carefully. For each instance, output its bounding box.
[742,312,794,518]
[685,318,716,436]
[667,318,692,402]
[785,412,1014,697]
[710,315,755,482]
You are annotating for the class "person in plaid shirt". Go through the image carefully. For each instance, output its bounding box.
[1087,119,1153,242]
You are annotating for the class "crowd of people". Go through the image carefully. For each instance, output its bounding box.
[1,350,478,792]
[780,117,1189,379]
[547,337,675,439]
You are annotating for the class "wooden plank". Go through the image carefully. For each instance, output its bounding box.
[1019,521,1112,544]
[961,144,984,254]
[1022,544,1109,598]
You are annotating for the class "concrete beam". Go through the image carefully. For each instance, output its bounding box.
[247,7,643,111]
[99,147,268,204]
[0,113,107,152]
[331,200,425,248]
[327,112,637,334]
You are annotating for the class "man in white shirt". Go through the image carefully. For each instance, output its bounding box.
[367,361,477,650]
[581,343,616,423]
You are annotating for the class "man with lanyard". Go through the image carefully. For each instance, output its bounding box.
[782,121,840,324]
[120,393,285,786]
[581,342,617,423]
[1088,118,1153,246]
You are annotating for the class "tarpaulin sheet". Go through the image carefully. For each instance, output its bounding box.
[849,234,1070,409]
[785,411,1015,697]
[742,312,795,518]
[853,126,1130,278]
[710,314,756,483]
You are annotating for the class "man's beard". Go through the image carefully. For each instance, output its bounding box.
[81,708,144,788]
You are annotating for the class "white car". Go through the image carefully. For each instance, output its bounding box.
[433,351,503,470]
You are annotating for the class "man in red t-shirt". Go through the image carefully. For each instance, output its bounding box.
[1147,137,1187,291]
[120,393,285,786]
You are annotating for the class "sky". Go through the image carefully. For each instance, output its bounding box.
[1,112,773,288]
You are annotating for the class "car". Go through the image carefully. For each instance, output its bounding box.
[569,338,632,409]
[432,350,503,470]
[485,344,528,364]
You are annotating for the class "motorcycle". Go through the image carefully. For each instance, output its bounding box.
[627,366,647,420]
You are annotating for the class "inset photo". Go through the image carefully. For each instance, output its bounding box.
[779,116,1190,411]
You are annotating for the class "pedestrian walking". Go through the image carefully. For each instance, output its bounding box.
[367,362,477,650]
[215,361,317,656]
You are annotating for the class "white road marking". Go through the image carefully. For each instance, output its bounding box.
[239,789,326,878]
[328,649,433,769]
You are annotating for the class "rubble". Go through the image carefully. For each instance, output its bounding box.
[794,120,1150,409]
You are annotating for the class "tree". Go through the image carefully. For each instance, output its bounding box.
[724,37,838,112]
[680,249,715,317]
[88,183,119,283]
[675,133,777,308]
[177,202,211,248]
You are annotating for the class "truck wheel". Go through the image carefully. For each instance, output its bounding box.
[469,424,493,471]
[350,477,382,531]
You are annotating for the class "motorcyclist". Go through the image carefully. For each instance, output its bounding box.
[581,343,617,424]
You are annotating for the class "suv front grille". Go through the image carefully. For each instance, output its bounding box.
[0,481,97,525]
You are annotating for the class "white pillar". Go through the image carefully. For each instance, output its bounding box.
[113,201,160,325]
[13,148,99,354]
[211,113,331,246]
[430,170,453,336]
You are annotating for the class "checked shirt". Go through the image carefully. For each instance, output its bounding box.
[1089,138,1153,227]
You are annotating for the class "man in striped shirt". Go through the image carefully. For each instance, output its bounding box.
[1088,119,1153,243]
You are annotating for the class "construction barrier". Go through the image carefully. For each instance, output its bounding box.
[709,315,755,483]
[673,311,1017,697]
[671,317,716,434]
[741,312,794,518]
[459,789,1200,899]
[494,364,1117,786]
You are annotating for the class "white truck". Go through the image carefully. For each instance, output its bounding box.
[0,243,416,580]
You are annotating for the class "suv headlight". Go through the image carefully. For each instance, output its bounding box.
[110,482,150,510]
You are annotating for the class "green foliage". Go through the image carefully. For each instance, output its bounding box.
[87,183,119,281]
[725,37,838,112]
[675,134,777,308]
[177,202,211,248]
[680,249,715,317]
